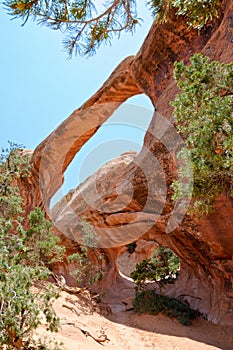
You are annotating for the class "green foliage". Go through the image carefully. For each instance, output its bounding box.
[0,142,30,219]
[0,143,65,349]
[174,0,221,29]
[27,208,65,265]
[68,217,104,286]
[147,0,173,22]
[130,246,180,291]
[3,0,139,57]
[133,290,199,325]
[148,0,222,28]
[171,54,233,215]
[3,0,222,57]
[131,246,197,326]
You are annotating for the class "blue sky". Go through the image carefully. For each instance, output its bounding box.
[0,3,154,199]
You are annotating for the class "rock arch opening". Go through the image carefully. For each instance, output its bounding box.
[117,240,180,286]
[50,95,153,208]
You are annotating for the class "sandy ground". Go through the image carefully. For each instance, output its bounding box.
[36,278,233,350]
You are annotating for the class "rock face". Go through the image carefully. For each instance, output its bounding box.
[26,0,233,325]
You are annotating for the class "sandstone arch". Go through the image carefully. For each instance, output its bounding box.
[27,0,233,325]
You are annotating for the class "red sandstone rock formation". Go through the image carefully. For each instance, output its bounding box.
[24,0,233,325]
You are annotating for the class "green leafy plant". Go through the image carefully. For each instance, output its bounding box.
[130,246,180,292]
[4,0,139,57]
[147,0,221,27]
[68,217,104,286]
[133,290,199,325]
[171,54,233,215]
[0,142,65,350]
[3,0,222,57]
[131,245,198,325]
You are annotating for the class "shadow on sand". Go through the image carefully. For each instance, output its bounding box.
[103,274,233,350]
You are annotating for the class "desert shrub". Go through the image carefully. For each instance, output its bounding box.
[130,246,195,324]
[68,217,104,286]
[0,143,65,349]
[171,54,233,215]
[130,246,180,291]
[133,290,199,325]
[148,0,222,29]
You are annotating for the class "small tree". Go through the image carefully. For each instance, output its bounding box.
[171,54,233,215]
[0,143,65,350]
[130,245,180,292]
[3,0,222,57]
[68,217,104,287]
[130,246,199,325]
